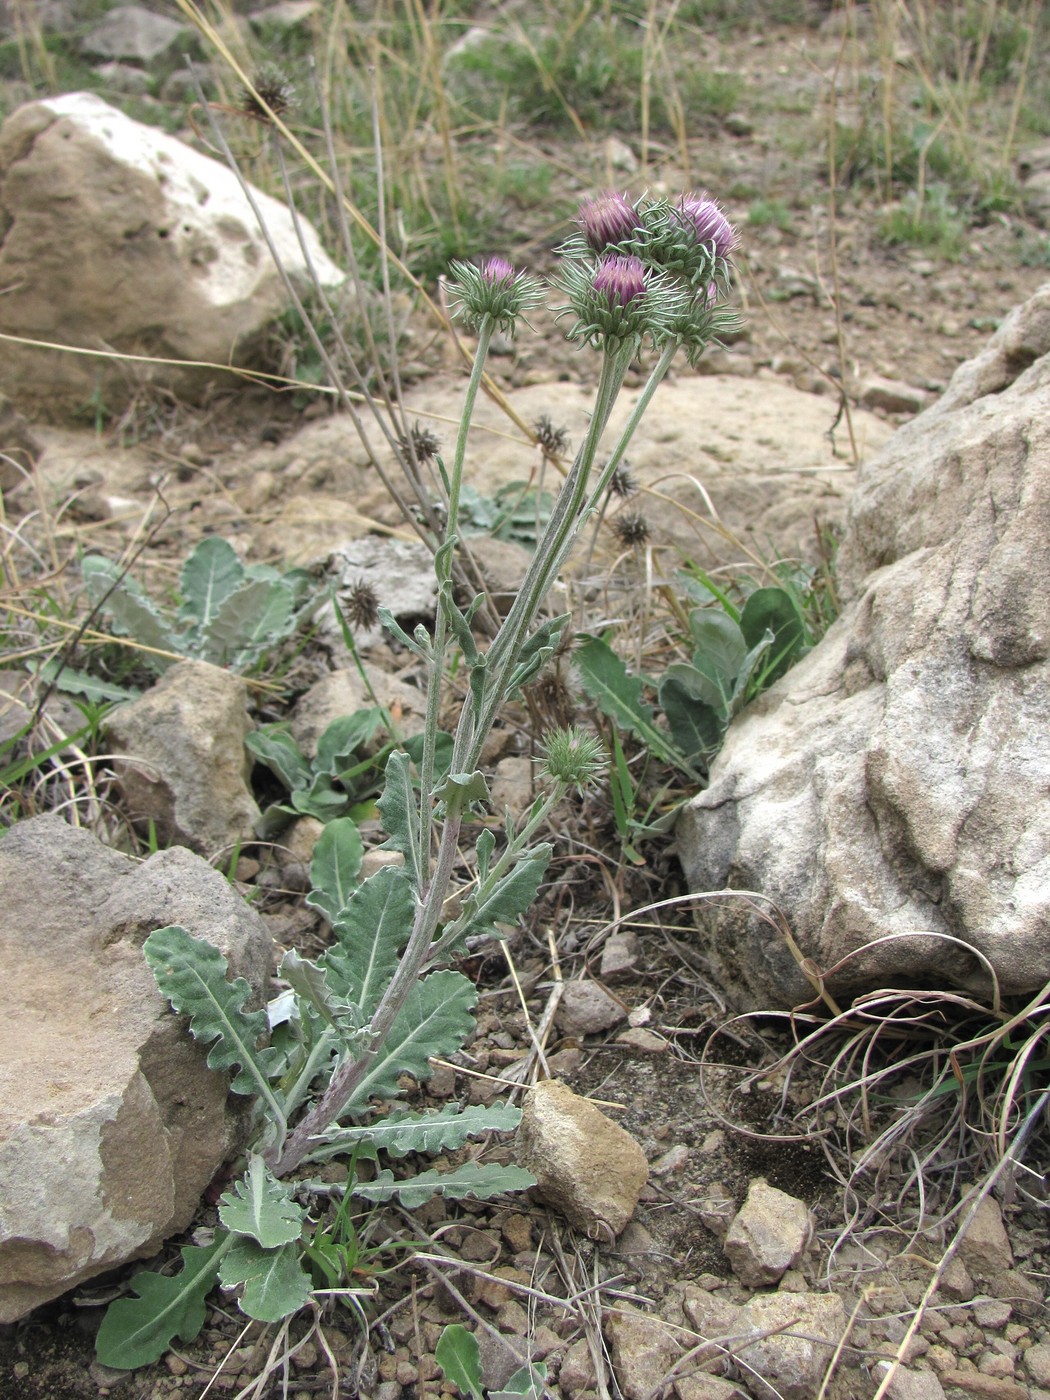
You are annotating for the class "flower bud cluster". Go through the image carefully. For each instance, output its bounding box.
[555,187,740,357]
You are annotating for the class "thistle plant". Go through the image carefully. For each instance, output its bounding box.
[96,187,740,1368]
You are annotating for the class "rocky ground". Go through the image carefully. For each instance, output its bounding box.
[2,2,1050,1399]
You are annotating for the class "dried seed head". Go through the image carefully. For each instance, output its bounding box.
[534,414,570,459]
[344,578,380,631]
[606,462,638,499]
[611,510,650,547]
[528,667,575,726]
[398,422,441,463]
[241,65,296,123]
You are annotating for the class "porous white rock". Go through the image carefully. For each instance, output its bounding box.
[679,286,1050,1007]
[0,93,343,411]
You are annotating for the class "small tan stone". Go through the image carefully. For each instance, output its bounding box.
[604,1304,683,1400]
[515,1080,648,1238]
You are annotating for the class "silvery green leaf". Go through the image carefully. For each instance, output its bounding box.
[199,578,291,666]
[306,817,364,923]
[728,629,774,715]
[315,709,385,775]
[492,1362,549,1399]
[688,610,748,701]
[434,769,491,815]
[658,675,722,760]
[376,750,423,891]
[475,827,495,884]
[143,926,284,1103]
[309,1102,522,1161]
[82,555,180,665]
[574,638,678,766]
[218,1239,312,1323]
[178,537,244,631]
[351,1161,536,1207]
[344,969,476,1111]
[30,659,140,703]
[94,1235,231,1370]
[456,844,552,941]
[321,864,415,1018]
[218,1154,304,1248]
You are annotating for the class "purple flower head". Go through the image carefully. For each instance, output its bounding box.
[481,255,516,286]
[676,193,738,260]
[578,191,639,253]
[593,254,647,307]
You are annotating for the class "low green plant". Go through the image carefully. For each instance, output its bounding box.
[82,537,318,676]
[748,196,795,232]
[458,480,556,547]
[96,187,743,1367]
[879,184,967,259]
[246,713,451,834]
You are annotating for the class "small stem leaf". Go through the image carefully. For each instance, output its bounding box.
[178,537,244,631]
[218,1154,304,1248]
[279,949,341,1026]
[475,827,495,884]
[376,750,423,891]
[457,844,552,941]
[433,769,491,816]
[306,818,364,923]
[322,864,416,1018]
[218,1238,313,1323]
[245,726,312,795]
[574,638,679,766]
[143,926,284,1109]
[308,1102,522,1160]
[344,970,477,1112]
[439,582,479,664]
[352,1161,537,1208]
[436,1324,485,1400]
[377,606,428,658]
[94,1235,232,1370]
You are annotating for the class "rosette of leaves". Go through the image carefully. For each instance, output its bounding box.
[94,816,534,1369]
[82,538,317,675]
[246,713,453,834]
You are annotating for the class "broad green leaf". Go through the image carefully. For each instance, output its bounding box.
[178,537,244,632]
[202,579,295,668]
[322,864,416,1018]
[658,675,723,760]
[94,1235,231,1370]
[245,726,312,794]
[739,587,807,683]
[728,629,774,715]
[493,1362,549,1400]
[144,926,284,1102]
[376,749,423,891]
[315,709,385,775]
[575,638,678,766]
[31,659,139,703]
[344,969,476,1111]
[293,775,350,822]
[401,730,454,783]
[688,610,748,703]
[436,1324,484,1400]
[310,1102,522,1160]
[218,1238,313,1323]
[352,1161,537,1208]
[218,1154,304,1248]
[456,844,552,941]
[660,660,726,715]
[82,555,179,665]
[306,817,364,923]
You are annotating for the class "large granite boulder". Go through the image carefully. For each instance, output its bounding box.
[0,815,273,1322]
[0,92,343,412]
[677,286,1050,1008]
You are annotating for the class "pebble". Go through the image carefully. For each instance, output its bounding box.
[600,929,641,981]
[974,1299,1013,1330]
[615,1027,669,1053]
[1028,1346,1050,1388]
[555,980,627,1036]
[501,1213,534,1254]
[723,1178,811,1286]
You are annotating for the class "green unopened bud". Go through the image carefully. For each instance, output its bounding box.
[447,256,543,336]
[537,725,607,793]
[556,253,687,350]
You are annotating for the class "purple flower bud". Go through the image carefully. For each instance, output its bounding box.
[578,191,639,252]
[481,255,516,285]
[676,193,737,259]
[594,254,647,307]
